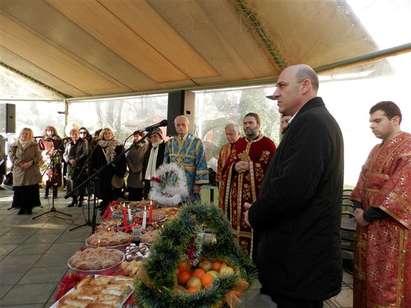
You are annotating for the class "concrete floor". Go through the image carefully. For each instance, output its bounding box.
[0,187,353,307]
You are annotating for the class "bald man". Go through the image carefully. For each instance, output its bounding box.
[163,115,208,201]
[244,64,344,308]
[216,123,240,185]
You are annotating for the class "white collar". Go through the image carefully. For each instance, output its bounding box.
[288,110,299,124]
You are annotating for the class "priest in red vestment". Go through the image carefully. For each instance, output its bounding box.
[351,101,411,308]
[217,123,240,209]
[220,113,276,257]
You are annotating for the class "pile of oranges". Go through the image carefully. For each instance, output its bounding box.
[176,259,235,293]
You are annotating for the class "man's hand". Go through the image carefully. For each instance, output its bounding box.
[193,185,201,194]
[235,161,250,173]
[354,208,369,227]
[69,159,76,166]
[243,202,252,227]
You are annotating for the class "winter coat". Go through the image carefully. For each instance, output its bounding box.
[9,141,42,187]
[90,142,126,200]
[126,141,149,189]
[142,142,166,178]
[248,97,344,301]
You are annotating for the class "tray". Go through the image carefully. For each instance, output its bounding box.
[67,249,124,275]
[50,275,134,308]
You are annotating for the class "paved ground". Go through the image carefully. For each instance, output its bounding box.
[0,187,353,307]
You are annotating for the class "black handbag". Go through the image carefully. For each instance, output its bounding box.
[3,172,13,186]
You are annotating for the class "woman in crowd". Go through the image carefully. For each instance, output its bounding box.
[90,128,126,213]
[9,128,42,214]
[126,130,149,201]
[79,127,92,144]
[142,128,166,198]
[63,128,89,207]
[38,126,64,199]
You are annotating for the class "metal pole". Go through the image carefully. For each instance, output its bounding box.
[64,99,68,136]
[315,42,411,73]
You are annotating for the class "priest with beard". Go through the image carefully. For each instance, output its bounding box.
[220,112,276,258]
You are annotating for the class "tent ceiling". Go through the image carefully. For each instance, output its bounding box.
[0,0,377,98]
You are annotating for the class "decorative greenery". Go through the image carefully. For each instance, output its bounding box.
[135,203,256,308]
[233,0,288,70]
[150,163,189,206]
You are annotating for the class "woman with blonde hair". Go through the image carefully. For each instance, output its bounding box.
[9,128,42,214]
[90,128,126,213]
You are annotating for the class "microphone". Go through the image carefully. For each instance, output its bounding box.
[126,120,168,144]
[34,136,43,139]
[144,119,167,132]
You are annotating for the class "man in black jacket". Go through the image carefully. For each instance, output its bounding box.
[142,128,166,199]
[244,64,344,308]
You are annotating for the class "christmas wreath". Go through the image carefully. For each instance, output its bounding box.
[135,203,256,307]
[149,163,189,206]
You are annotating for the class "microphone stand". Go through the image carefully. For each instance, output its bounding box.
[66,130,154,233]
[69,141,97,232]
[32,150,72,220]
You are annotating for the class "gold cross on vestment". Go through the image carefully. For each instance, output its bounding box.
[238,151,250,161]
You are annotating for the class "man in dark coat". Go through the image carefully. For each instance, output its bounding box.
[244,64,344,308]
[142,128,166,199]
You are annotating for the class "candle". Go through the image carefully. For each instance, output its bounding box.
[122,204,130,231]
[148,201,153,224]
[97,240,101,247]
[142,206,147,230]
[127,205,132,223]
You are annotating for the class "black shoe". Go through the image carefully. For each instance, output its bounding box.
[17,209,26,215]
[27,208,32,215]
[44,195,49,199]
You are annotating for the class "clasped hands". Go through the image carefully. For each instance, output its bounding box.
[19,160,32,170]
[235,161,250,173]
[354,208,369,227]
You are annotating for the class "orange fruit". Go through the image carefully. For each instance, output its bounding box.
[187,286,200,293]
[211,261,222,272]
[178,260,190,273]
[177,271,191,286]
[200,273,214,288]
[192,268,206,279]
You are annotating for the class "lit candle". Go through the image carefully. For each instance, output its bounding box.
[127,205,132,223]
[142,206,147,230]
[97,239,101,247]
[148,201,153,224]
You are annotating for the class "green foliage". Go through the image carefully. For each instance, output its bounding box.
[135,203,256,308]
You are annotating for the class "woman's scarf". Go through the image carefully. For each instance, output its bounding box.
[145,141,163,180]
[18,139,32,150]
[97,139,119,162]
